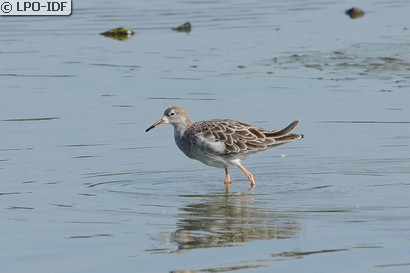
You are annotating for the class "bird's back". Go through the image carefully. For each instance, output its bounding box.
[175,119,302,166]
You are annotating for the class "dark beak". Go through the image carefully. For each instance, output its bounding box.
[145,118,166,132]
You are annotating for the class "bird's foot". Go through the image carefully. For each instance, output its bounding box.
[224,168,231,188]
[224,182,231,192]
[247,174,255,188]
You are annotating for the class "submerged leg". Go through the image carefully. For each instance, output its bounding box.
[224,167,231,184]
[233,161,255,187]
[224,167,231,191]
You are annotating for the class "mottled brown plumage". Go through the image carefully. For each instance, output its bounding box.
[189,119,301,154]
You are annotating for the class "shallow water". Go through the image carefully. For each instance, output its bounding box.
[1,0,410,272]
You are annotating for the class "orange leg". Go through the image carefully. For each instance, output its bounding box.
[235,162,255,187]
[224,167,231,191]
[224,167,231,184]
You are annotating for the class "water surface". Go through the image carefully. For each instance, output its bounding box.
[1,0,410,272]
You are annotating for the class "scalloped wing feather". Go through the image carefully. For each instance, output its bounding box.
[190,119,302,155]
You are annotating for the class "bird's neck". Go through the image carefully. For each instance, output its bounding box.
[173,117,193,139]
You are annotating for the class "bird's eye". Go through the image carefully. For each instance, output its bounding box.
[169,112,176,117]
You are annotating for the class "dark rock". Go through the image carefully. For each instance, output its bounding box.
[345,7,365,19]
[172,22,192,33]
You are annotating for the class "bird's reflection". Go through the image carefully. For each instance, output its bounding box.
[157,191,302,253]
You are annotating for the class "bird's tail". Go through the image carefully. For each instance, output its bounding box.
[264,120,303,146]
